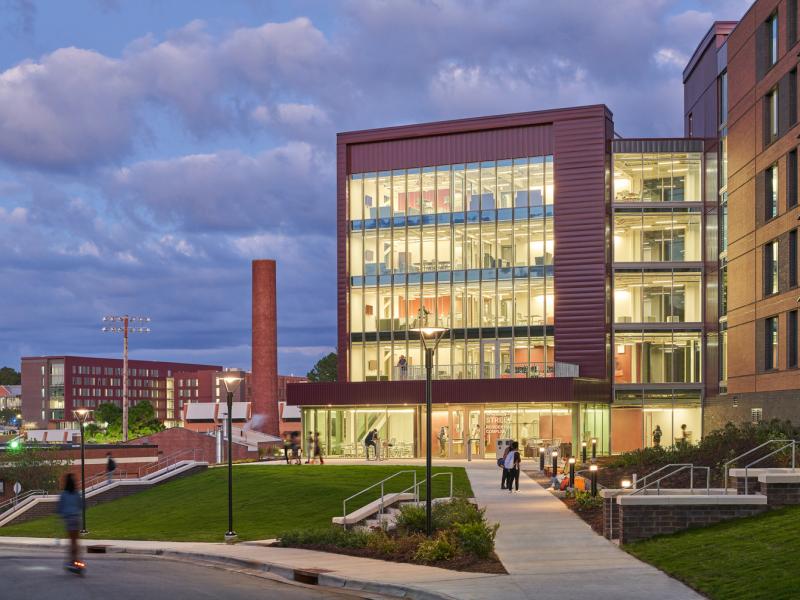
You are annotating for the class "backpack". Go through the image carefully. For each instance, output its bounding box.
[108,458,116,471]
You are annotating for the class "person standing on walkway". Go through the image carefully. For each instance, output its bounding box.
[282,434,291,464]
[290,431,301,464]
[397,355,408,380]
[105,452,116,484]
[306,433,314,464]
[504,441,521,492]
[57,473,83,569]
[313,431,324,465]
[499,443,512,490]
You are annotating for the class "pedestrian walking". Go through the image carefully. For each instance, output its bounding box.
[282,433,291,464]
[504,441,521,492]
[57,473,84,571]
[306,433,314,464]
[105,452,116,484]
[290,431,301,464]
[364,429,377,460]
[313,431,324,465]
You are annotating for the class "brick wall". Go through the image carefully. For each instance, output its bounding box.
[619,502,768,544]
[735,476,761,494]
[761,481,800,506]
[127,427,256,463]
[704,389,800,432]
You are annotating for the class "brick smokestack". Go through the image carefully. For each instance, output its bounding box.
[251,259,279,435]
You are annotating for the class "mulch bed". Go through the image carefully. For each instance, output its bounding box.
[523,469,604,535]
[282,540,507,574]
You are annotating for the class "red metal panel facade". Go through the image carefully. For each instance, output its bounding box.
[552,113,613,379]
[287,377,609,407]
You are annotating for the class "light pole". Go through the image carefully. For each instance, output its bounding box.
[74,408,92,535]
[102,315,151,442]
[410,321,447,537]
[223,376,242,543]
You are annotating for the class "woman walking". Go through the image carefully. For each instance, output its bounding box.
[57,473,84,572]
[504,441,521,492]
[313,431,325,465]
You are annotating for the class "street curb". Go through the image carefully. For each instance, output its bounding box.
[0,539,460,600]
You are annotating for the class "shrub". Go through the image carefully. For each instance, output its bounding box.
[573,490,603,510]
[366,530,399,555]
[433,497,484,530]
[396,504,427,533]
[279,526,369,548]
[453,521,498,559]
[413,533,457,563]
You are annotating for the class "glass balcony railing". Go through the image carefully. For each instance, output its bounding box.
[390,361,579,381]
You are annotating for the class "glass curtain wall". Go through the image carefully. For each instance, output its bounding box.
[348,156,555,381]
[612,150,704,450]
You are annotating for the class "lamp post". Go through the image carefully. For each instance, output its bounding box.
[581,441,587,464]
[538,446,545,471]
[568,457,576,489]
[591,437,597,460]
[590,464,599,497]
[74,408,92,535]
[102,315,151,442]
[222,376,242,543]
[410,322,447,537]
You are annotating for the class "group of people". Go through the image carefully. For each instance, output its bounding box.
[282,430,324,465]
[499,441,522,492]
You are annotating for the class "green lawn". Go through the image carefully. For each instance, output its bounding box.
[626,506,800,600]
[0,465,471,543]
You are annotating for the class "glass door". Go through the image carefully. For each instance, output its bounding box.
[468,408,483,459]
[449,407,466,458]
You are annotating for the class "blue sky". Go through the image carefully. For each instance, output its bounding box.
[0,0,749,376]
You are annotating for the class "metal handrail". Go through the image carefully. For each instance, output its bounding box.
[0,489,47,515]
[403,472,454,501]
[723,439,797,494]
[138,448,203,478]
[630,464,711,496]
[83,470,134,492]
[342,470,417,525]
[638,464,694,488]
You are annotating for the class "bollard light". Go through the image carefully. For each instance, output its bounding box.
[551,450,558,477]
[589,464,599,497]
[568,457,576,488]
[539,446,545,471]
[581,440,587,464]
[591,438,597,460]
[621,479,632,490]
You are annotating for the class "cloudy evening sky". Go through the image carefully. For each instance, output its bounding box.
[0,0,749,376]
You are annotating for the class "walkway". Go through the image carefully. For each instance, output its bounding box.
[461,463,704,600]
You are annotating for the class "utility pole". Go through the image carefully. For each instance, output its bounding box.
[102,315,150,442]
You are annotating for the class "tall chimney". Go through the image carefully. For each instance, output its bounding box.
[252,259,279,435]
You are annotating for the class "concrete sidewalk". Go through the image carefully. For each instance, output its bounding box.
[462,464,704,600]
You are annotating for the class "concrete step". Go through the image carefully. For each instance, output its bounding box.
[332,492,415,527]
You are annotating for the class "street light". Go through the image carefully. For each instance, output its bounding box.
[102,315,151,442]
[222,376,242,542]
[589,464,599,497]
[74,408,92,535]
[568,457,576,489]
[410,320,447,537]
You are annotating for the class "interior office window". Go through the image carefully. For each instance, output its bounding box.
[789,150,799,208]
[789,310,799,368]
[791,229,798,287]
[766,163,779,219]
[765,240,779,295]
[765,88,779,145]
[768,12,779,67]
[765,316,779,370]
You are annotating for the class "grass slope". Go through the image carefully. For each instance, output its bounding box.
[626,505,800,600]
[0,465,471,543]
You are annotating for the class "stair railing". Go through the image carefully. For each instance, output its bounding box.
[341,470,417,525]
[630,464,710,496]
[403,471,454,502]
[723,439,797,495]
[0,490,47,515]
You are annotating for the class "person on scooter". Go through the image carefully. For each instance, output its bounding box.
[57,473,84,572]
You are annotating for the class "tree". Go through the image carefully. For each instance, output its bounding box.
[85,400,163,443]
[0,408,18,425]
[307,352,338,382]
[0,367,20,385]
[0,447,70,493]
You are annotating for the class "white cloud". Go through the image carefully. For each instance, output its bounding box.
[0,206,28,224]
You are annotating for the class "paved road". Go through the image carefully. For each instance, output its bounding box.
[0,547,359,600]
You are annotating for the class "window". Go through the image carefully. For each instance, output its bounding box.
[766,163,779,220]
[768,12,779,67]
[752,407,764,423]
[789,150,798,208]
[765,240,779,295]
[789,310,798,368]
[688,113,693,137]
[765,88,779,145]
[791,229,798,287]
[791,69,798,126]
[790,0,798,47]
[765,316,779,370]
[719,72,728,126]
